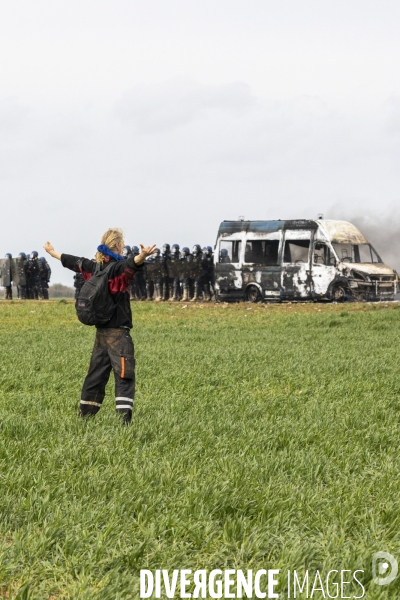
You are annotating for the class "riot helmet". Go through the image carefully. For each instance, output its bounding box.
[26,254,31,260]
[180,247,190,258]
[5,253,12,259]
[132,246,140,255]
[122,245,131,257]
[162,243,170,255]
[154,248,160,256]
[220,248,229,262]
[31,251,39,259]
[192,244,202,256]
[19,252,27,260]
[171,244,180,256]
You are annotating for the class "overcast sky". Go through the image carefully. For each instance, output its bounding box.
[1,0,400,284]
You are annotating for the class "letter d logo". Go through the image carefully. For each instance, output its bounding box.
[372,552,398,586]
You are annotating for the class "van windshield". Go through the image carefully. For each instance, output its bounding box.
[332,243,382,263]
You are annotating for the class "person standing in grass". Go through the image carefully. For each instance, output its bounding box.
[43,229,156,424]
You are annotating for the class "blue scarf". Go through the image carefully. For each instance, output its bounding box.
[97,244,125,261]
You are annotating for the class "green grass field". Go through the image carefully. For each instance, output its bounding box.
[1,300,400,599]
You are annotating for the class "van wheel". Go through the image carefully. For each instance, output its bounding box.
[246,285,262,303]
[332,284,347,302]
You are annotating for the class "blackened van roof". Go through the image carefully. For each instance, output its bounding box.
[219,220,318,234]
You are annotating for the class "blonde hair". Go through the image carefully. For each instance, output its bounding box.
[95,228,124,263]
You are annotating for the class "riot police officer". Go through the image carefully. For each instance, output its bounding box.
[17,253,28,299]
[4,253,12,299]
[29,251,42,299]
[39,257,51,299]
[25,254,33,298]
[179,247,192,301]
[160,243,171,301]
[169,244,181,301]
[190,244,203,302]
[131,245,146,300]
[122,245,132,258]
[202,246,214,302]
[144,248,160,300]
[220,248,230,263]
[153,247,167,302]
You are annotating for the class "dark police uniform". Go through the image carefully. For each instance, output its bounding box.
[202,248,214,301]
[28,254,42,299]
[4,254,12,299]
[40,257,51,299]
[179,248,192,301]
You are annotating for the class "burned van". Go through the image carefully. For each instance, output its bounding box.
[214,219,398,302]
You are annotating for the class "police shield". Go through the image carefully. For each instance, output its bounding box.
[11,257,26,286]
[189,257,205,279]
[0,258,11,287]
[167,258,181,279]
[144,257,167,280]
[176,258,191,280]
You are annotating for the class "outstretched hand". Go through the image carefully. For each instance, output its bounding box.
[139,244,157,258]
[44,241,54,255]
[43,241,61,261]
[133,244,157,266]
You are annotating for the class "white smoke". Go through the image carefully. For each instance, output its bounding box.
[329,204,400,273]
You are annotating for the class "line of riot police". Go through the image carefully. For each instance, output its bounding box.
[71,243,213,302]
[0,252,51,300]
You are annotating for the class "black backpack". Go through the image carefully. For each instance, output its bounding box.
[75,261,119,326]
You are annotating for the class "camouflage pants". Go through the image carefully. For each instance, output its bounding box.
[80,328,135,424]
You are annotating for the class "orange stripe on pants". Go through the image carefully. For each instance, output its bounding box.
[121,356,125,379]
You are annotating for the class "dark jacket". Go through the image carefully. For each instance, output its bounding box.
[61,253,143,329]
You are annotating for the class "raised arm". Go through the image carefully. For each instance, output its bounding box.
[44,240,157,266]
[43,241,61,261]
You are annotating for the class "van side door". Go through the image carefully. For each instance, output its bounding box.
[281,230,312,298]
[242,235,282,299]
[311,241,337,297]
[215,239,243,298]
